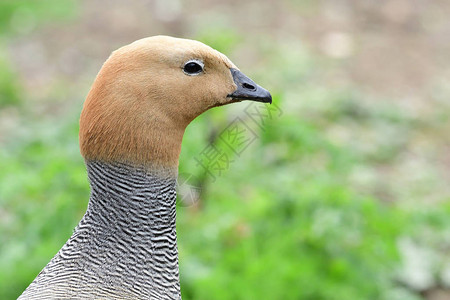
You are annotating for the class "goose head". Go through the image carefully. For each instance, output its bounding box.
[79,36,271,174]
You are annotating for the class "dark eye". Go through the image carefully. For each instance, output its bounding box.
[183,60,204,75]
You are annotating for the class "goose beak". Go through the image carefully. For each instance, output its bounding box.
[227,68,272,104]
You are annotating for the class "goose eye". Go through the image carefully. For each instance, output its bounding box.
[183,60,203,75]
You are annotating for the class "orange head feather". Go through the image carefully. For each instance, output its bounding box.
[79,36,269,176]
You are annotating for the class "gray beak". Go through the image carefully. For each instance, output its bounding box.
[227,68,272,104]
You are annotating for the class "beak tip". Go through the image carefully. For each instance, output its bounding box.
[259,89,272,104]
[229,68,272,104]
[267,93,273,104]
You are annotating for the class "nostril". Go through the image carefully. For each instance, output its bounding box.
[242,82,256,90]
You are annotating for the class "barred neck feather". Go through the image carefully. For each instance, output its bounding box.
[19,161,181,300]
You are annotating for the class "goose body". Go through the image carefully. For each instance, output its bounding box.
[19,36,271,299]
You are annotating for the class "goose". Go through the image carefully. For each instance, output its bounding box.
[19,36,271,300]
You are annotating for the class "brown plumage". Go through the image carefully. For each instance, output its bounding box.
[80,36,239,174]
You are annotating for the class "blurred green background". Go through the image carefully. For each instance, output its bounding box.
[1,0,450,299]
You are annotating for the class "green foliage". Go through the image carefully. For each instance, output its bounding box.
[0,0,76,108]
[0,111,88,300]
[178,109,409,300]
[1,5,449,300]
[0,0,76,35]
[0,52,21,107]
[196,27,242,54]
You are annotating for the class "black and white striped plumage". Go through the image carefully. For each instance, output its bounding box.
[19,162,180,299]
